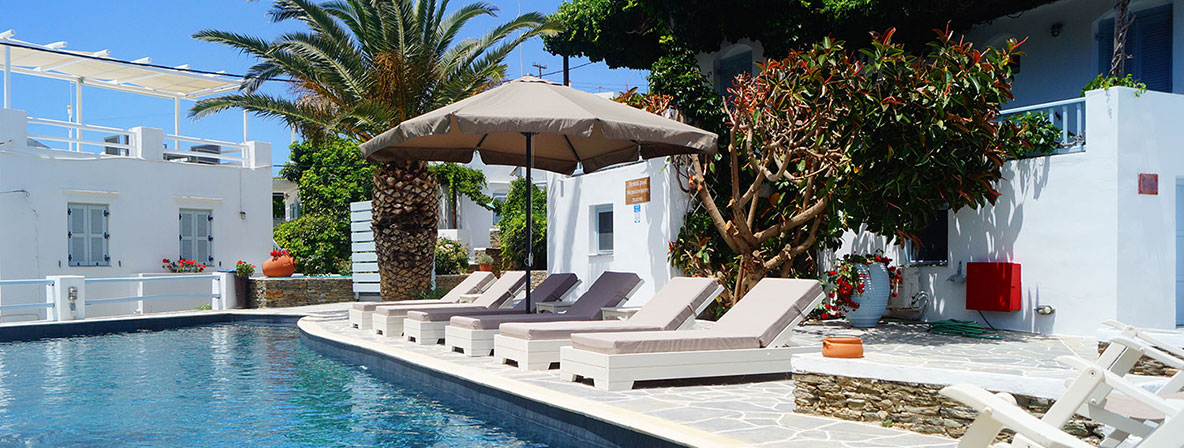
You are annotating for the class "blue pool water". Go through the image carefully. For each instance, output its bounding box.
[0,324,548,447]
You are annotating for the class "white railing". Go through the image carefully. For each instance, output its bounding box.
[19,114,253,167]
[0,278,55,318]
[0,273,233,324]
[999,97,1086,154]
[27,116,133,154]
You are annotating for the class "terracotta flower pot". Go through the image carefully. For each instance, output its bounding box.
[262,255,295,277]
[822,337,864,358]
[478,263,493,272]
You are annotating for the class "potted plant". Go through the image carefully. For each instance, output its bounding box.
[817,251,902,328]
[262,250,296,277]
[162,258,206,273]
[475,253,494,272]
[234,260,255,309]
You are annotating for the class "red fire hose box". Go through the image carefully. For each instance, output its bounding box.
[966,262,1021,312]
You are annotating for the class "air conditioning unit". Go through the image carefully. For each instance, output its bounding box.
[103,135,128,156]
[190,144,222,165]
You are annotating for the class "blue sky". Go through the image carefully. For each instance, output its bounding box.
[2,0,648,173]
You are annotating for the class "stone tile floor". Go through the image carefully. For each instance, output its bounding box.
[792,320,1097,382]
[303,307,957,447]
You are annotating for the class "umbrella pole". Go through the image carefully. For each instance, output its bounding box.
[523,132,534,313]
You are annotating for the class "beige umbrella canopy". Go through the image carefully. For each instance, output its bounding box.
[359,76,717,173]
[360,76,717,311]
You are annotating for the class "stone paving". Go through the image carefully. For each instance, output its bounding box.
[302,307,957,448]
[792,321,1097,383]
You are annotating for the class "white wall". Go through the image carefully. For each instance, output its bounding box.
[0,109,271,320]
[839,87,1184,336]
[440,160,516,255]
[547,158,690,305]
[965,0,1184,108]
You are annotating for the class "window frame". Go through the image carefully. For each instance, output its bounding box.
[591,204,614,255]
[67,202,110,267]
[179,208,214,264]
[904,210,950,266]
[491,192,508,227]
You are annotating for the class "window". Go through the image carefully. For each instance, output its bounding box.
[67,203,109,267]
[716,50,753,95]
[1097,4,1173,92]
[592,204,613,254]
[491,192,508,226]
[179,209,213,264]
[906,211,949,265]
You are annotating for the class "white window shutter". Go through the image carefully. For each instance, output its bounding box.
[68,204,87,266]
[180,210,195,260]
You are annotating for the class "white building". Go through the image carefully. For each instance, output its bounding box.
[437,160,517,257]
[273,177,301,228]
[0,32,272,320]
[544,0,1184,335]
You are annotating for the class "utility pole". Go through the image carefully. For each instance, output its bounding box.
[531,62,547,78]
[562,56,570,86]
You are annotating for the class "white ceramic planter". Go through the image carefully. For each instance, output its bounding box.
[845,263,890,328]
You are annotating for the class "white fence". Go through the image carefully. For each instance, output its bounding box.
[998,97,1086,154]
[350,201,379,298]
[0,272,235,323]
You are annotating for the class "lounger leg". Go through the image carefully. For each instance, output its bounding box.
[560,372,578,382]
[465,349,492,357]
[1098,430,1130,448]
[593,379,634,391]
[958,417,1006,448]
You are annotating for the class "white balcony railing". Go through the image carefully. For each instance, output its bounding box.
[998,97,1086,155]
[18,113,253,167]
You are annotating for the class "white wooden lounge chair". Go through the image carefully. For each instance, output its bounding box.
[371,271,526,337]
[941,356,1183,448]
[402,273,580,345]
[490,277,722,370]
[444,272,643,360]
[348,271,495,330]
[559,278,825,391]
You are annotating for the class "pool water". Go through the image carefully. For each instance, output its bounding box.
[0,324,548,447]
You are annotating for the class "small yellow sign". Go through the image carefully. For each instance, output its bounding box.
[625,177,650,205]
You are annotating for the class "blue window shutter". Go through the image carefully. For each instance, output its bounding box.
[1098,17,1115,75]
[1133,4,1173,91]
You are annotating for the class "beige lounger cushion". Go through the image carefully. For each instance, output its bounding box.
[351,271,496,311]
[709,278,823,347]
[624,277,720,330]
[1102,391,1184,421]
[453,272,642,330]
[499,320,662,340]
[407,273,579,322]
[374,271,525,316]
[571,330,760,354]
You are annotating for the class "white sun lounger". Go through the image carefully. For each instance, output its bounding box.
[348,271,495,330]
[943,320,1184,448]
[402,273,580,345]
[445,271,643,360]
[942,356,1183,448]
[559,278,824,390]
[489,277,723,370]
[371,271,525,337]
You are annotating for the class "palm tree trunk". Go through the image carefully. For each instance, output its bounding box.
[372,161,439,300]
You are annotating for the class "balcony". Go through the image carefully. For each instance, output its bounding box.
[998,96,1086,156]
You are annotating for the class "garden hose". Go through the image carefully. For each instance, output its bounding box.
[926,319,1001,339]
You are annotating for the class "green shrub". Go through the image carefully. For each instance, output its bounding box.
[273,213,351,275]
[434,237,469,275]
[496,179,546,270]
[1004,112,1062,157]
[411,288,449,300]
[1081,74,1147,96]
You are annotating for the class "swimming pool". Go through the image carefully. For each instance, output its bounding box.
[0,323,548,447]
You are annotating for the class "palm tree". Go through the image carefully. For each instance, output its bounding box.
[192,0,554,299]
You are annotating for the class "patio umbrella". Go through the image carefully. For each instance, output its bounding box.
[360,76,717,312]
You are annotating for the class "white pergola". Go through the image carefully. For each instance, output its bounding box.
[0,29,250,143]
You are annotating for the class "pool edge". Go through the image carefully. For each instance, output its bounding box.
[297,317,747,448]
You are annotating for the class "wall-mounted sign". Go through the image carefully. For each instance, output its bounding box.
[633,204,641,223]
[1139,173,1159,195]
[625,177,651,204]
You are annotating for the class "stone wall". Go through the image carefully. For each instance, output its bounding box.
[248,277,354,308]
[435,274,467,293]
[1098,342,1179,377]
[792,374,1104,443]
